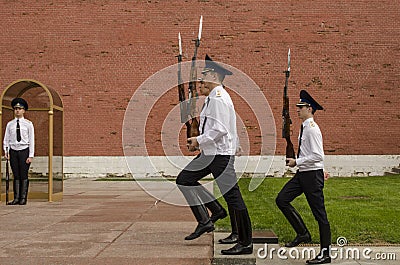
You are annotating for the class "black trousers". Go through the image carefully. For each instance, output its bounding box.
[176,153,247,210]
[9,148,31,181]
[276,169,329,225]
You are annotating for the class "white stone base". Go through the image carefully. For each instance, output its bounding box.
[9,155,399,178]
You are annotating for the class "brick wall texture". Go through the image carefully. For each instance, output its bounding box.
[0,0,399,156]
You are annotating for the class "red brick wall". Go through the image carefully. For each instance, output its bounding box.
[0,0,399,156]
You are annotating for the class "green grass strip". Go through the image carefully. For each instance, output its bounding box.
[214,175,400,244]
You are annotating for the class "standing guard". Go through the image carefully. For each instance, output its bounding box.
[3,98,35,205]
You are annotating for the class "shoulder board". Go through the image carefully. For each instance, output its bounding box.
[216,90,221,97]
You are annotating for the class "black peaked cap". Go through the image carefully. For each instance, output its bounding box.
[296,90,323,111]
[11,98,29,110]
[203,54,233,77]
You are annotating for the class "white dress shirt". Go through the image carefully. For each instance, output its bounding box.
[197,85,238,155]
[3,117,35,157]
[296,117,324,171]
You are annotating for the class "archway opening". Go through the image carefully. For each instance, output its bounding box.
[1,79,63,202]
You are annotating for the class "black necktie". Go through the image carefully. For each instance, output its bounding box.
[201,97,210,134]
[297,124,304,158]
[16,119,21,142]
[201,97,208,111]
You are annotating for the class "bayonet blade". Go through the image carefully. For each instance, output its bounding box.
[198,15,203,41]
[178,32,182,55]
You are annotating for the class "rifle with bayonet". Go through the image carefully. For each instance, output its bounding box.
[177,16,202,140]
[177,32,187,124]
[282,49,295,163]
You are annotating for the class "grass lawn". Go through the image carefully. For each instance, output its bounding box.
[214,175,400,245]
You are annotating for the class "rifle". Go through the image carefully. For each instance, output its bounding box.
[177,32,187,123]
[177,16,202,140]
[282,49,295,163]
[5,147,10,205]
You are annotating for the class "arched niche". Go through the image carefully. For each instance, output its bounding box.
[1,79,63,202]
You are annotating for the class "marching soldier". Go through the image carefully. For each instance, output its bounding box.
[276,90,331,264]
[176,55,253,255]
[3,98,35,205]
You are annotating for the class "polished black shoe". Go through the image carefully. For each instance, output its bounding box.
[285,232,311,247]
[8,199,20,205]
[19,198,27,205]
[221,243,253,255]
[185,221,214,240]
[210,208,227,223]
[306,255,331,264]
[218,233,239,244]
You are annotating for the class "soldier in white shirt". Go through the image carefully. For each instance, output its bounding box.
[176,55,252,255]
[276,90,331,264]
[3,98,35,205]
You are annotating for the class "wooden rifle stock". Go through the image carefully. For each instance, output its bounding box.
[5,149,10,205]
[177,17,202,141]
[186,38,200,138]
[282,67,296,160]
[177,54,187,123]
[283,94,295,159]
[177,53,199,138]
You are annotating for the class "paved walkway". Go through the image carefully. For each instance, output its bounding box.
[1,179,399,265]
[0,179,212,265]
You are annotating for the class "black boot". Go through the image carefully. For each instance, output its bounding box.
[219,206,238,244]
[198,187,227,223]
[181,188,214,240]
[306,223,331,264]
[221,209,253,255]
[209,206,227,223]
[185,204,214,240]
[319,223,331,254]
[286,231,312,248]
[8,179,20,205]
[281,207,311,247]
[307,251,331,264]
[19,179,29,205]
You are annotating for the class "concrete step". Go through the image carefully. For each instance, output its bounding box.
[213,232,256,265]
[252,230,279,244]
[212,231,278,265]
[384,171,400,176]
[392,167,400,173]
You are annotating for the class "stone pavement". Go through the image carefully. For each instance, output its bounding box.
[1,179,399,265]
[0,179,212,265]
